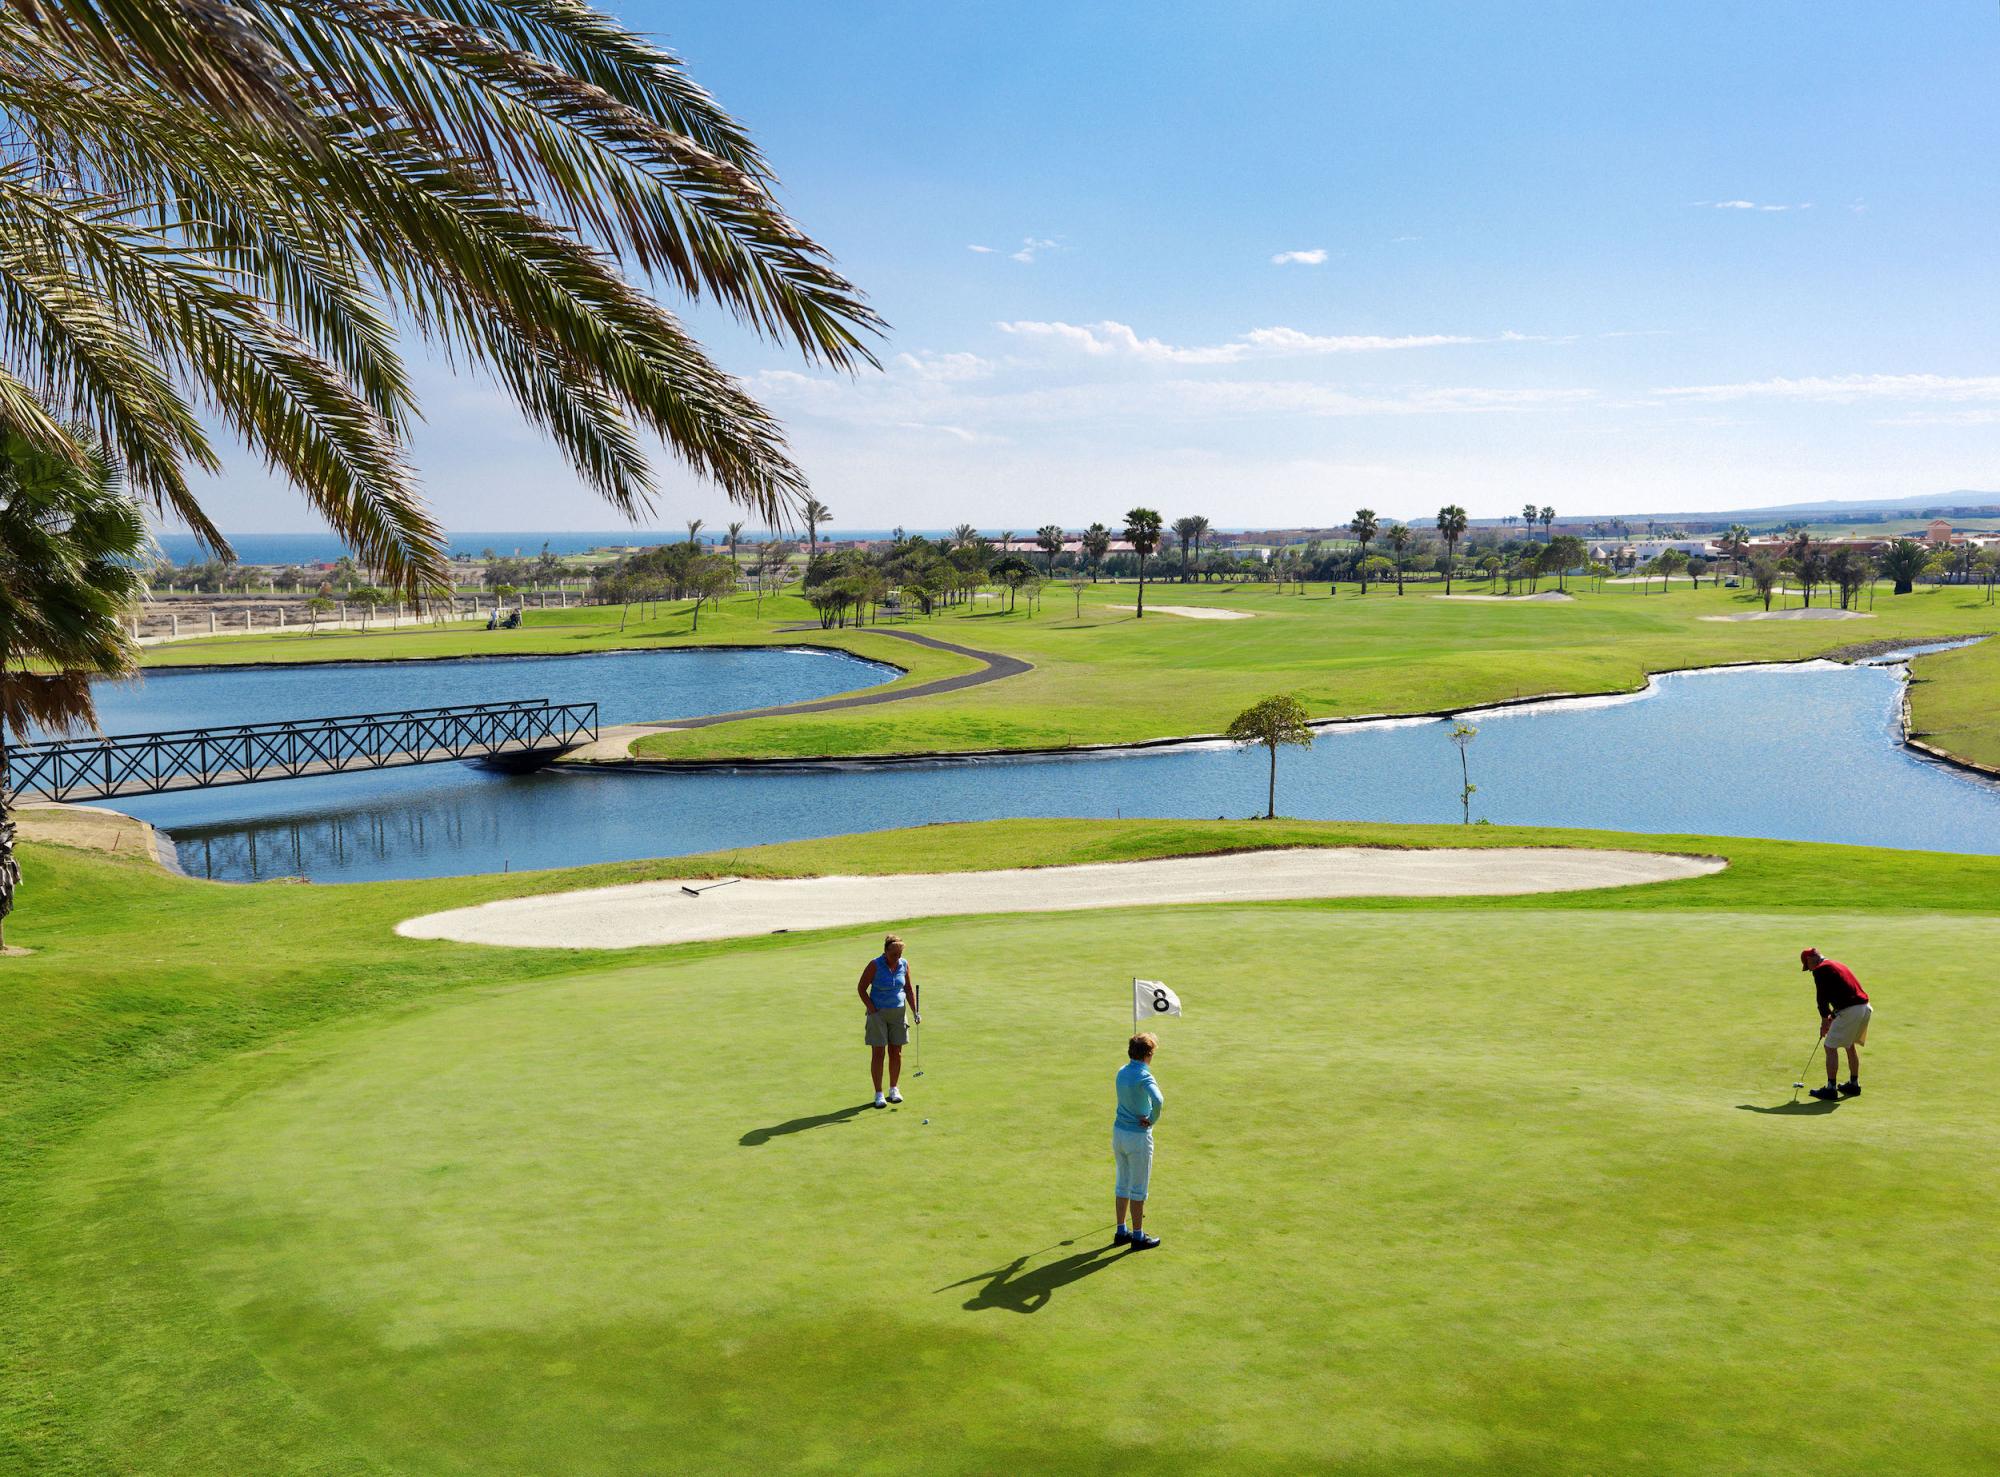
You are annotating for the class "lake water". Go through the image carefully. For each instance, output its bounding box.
[93,647,2000,882]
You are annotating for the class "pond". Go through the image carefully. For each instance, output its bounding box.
[96,647,2000,882]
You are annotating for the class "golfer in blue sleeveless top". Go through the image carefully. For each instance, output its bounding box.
[856,934,919,1108]
[1114,1033,1164,1250]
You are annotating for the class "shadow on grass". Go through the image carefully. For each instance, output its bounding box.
[1736,1099,1842,1115]
[938,1233,1135,1314]
[740,1102,875,1145]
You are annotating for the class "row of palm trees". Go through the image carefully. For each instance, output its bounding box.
[0,3,874,939]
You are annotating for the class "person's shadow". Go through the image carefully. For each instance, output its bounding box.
[939,1235,1134,1314]
[1736,1100,1841,1116]
[740,1103,874,1146]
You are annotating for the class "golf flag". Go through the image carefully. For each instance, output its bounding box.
[1133,978,1183,1028]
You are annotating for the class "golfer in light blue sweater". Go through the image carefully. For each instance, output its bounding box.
[1114,1033,1164,1251]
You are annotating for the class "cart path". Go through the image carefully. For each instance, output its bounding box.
[561,628,1030,761]
[399,846,1728,950]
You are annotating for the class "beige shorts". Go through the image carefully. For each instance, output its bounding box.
[865,1005,909,1047]
[1824,1002,1872,1049]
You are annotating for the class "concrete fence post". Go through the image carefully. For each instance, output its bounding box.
[209,611,217,634]
[171,614,179,638]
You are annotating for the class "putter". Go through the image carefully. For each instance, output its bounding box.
[912,1009,924,1077]
[1791,1036,1825,1102]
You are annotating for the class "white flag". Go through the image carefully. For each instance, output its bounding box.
[1134,978,1182,1023]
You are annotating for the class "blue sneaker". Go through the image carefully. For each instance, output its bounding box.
[1130,1232,1161,1251]
[1112,1226,1132,1245]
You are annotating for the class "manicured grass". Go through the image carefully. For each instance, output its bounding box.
[627,581,2000,762]
[139,581,2000,769]
[1907,634,2000,769]
[5,819,2000,1472]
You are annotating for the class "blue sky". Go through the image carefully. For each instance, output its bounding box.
[192,1,2000,534]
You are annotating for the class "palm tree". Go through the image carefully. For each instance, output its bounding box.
[685,518,705,546]
[1436,505,1468,593]
[1723,524,1752,571]
[1540,506,1556,539]
[1350,509,1378,593]
[1521,503,1539,533]
[1189,515,1211,575]
[1172,516,1200,581]
[1226,693,1315,819]
[0,1,880,589]
[1123,508,1162,617]
[1385,523,1412,594]
[1036,524,1065,577]
[0,434,148,945]
[725,521,746,569]
[952,523,978,550]
[803,498,832,557]
[1881,538,1929,595]
[1082,523,1111,580]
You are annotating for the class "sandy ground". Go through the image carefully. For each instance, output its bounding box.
[1435,591,1575,603]
[15,803,166,861]
[399,847,1726,950]
[1699,608,1874,622]
[1107,604,1255,620]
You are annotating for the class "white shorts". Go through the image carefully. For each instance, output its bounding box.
[1824,1002,1872,1049]
[1113,1127,1154,1201]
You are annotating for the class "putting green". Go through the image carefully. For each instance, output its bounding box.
[33,903,2000,1473]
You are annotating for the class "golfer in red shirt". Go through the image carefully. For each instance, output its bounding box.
[1801,948,1871,1101]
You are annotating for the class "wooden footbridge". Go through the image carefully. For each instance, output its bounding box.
[5,699,598,803]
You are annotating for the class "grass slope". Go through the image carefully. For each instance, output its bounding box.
[4,820,1999,1473]
[1908,634,2000,769]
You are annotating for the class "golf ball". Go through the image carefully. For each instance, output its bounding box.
[922,1118,929,1125]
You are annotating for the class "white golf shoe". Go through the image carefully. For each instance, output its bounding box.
[873,1091,887,1108]
[887,1087,903,1104]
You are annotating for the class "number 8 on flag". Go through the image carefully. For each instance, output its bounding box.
[1133,977,1183,1025]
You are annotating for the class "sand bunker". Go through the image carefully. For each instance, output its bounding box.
[399,847,1725,950]
[1108,604,1254,620]
[1435,591,1575,603]
[1699,608,1874,622]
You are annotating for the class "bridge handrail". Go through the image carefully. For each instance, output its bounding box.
[6,698,599,802]
[12,698,587,754]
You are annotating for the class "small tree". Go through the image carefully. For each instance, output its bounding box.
[1067,574,1089,619]
[1036,524,1065,577]
[1436,505,1468,593]
[1226,693,1315,819]
[1880,538,1928,596]
[1124,507,1163,617]
[350,586,389,627]
[1350,508,1378,592]
[1385,523,1412,593]
[1082,523,1111,580]
[803,497,831,557]
[306,595,334,633]
[1747,554,1780,611]
[1448,722,1478,824]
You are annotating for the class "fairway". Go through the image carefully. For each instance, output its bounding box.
[13,851,1999,1473]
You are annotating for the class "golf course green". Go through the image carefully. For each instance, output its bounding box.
[139,580,2000,771]
[6,817,1998,1473]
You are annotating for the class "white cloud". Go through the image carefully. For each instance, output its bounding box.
[996,319,1247,365]
[1656,373,2000,404]
[890,350,992,382]
[1694,199,1813,212]
[1270,248,1328,266]
[966,244,997,254]
[1010,236,1059,263]
[996,319,1537,365]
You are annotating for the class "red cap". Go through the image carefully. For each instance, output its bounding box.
[1800,947,1819,970]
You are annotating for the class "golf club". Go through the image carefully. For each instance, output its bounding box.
[913,1009,924,1077]
[1791,1035,1825,1102]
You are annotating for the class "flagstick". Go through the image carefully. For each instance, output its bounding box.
[1132,976,1139,1033]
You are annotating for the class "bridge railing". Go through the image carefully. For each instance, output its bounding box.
[6,699,598,802]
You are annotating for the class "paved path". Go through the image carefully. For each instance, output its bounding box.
[562,627,1030,762]
[399,847,1727,950]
